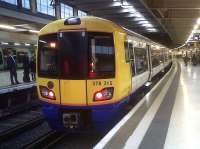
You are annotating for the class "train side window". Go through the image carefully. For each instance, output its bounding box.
[124,41,135,75]
[124,41,130,62]
[0,51,3,65]
[88,32,115,79]
[151,50,161,67]
[134,48,148,74]
[38,33,59,78]
[129,43,134,60]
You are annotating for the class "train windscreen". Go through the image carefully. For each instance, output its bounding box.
[38,32,115,79]
[38,33,59,78]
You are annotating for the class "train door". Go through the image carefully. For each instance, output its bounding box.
[58,31,87,106]
[124,40,136,93]
[147,45,152,81]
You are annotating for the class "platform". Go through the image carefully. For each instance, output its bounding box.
[0,70,35,94]
[0,70,27,87]
[94,61,200,149]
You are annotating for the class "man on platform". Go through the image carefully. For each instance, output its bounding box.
[7,50,19,85]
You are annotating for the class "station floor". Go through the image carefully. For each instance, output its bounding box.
[95,60,200,149]
[0,70,34,88]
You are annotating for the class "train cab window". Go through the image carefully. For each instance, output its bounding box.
[88,32,115,78]
[38,33,59,78]
[134,48,148,74]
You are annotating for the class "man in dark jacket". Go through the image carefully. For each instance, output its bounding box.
[7,50,19,85]
[23,53,30,82]
[30,56,36,81]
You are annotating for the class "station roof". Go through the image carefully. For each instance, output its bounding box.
[65,0,200,48]
[66,0,173,47]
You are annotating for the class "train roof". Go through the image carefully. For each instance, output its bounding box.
[39,16,163,47]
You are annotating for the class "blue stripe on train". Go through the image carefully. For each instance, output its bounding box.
[41,96,130,133]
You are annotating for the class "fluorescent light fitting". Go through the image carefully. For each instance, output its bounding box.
[1,42,8,45]
[29,30,39,33]
[112,2,122,6]
[121,5,133,8]
[194,25,199,30]
[147,28,158,32]
[25,43,30,46]
[128,7,137,13]
[0,24,16,30]
[130,12,143,18]
[14,43,20,46]
[142,23,154,28]
[122,1,130,6]
[197,18,200,25]
[133,17,146,21]
[138,20,150,24]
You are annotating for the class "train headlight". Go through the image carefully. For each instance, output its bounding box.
[94,87,114,101]
[39,86,56,100]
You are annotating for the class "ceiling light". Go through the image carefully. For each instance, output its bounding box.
[29,30,39,33]
[1,42,8,45]
[128,12,144,18]
[122,1,130,6]
[128,7,137,13]
[0,24,16,30]
[121,5,133,9]
[197,18,200,25]
[142,23,154,28]
[194,25,199,30]
[14,43,20,46]
[146,28,158,32]
[112,2,122,6]
[138,21,150,24]
[129,12,143,18]
[25,43,30,46]
[133,17,146,21]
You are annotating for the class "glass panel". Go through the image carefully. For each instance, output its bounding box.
[88,32,115,78]
[135,48,148,74]
[78,10,87,16]
[60,3,73,19]
[151,49,162,67]
[38,34,59,78]
[22,0,30,9]
[36,0,55,16]
[1,0,17,5]
[59,31,87,79]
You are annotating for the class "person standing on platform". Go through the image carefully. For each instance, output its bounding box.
[30,56,36,81]
[23,53,30,82]
[183,53,189,66]
[7,50,19,85]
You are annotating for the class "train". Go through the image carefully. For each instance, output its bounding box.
[0,46,35,70]
[36,16,172,132]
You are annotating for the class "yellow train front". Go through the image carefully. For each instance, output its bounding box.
[37,16,133,132]
[36,16,172,132]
